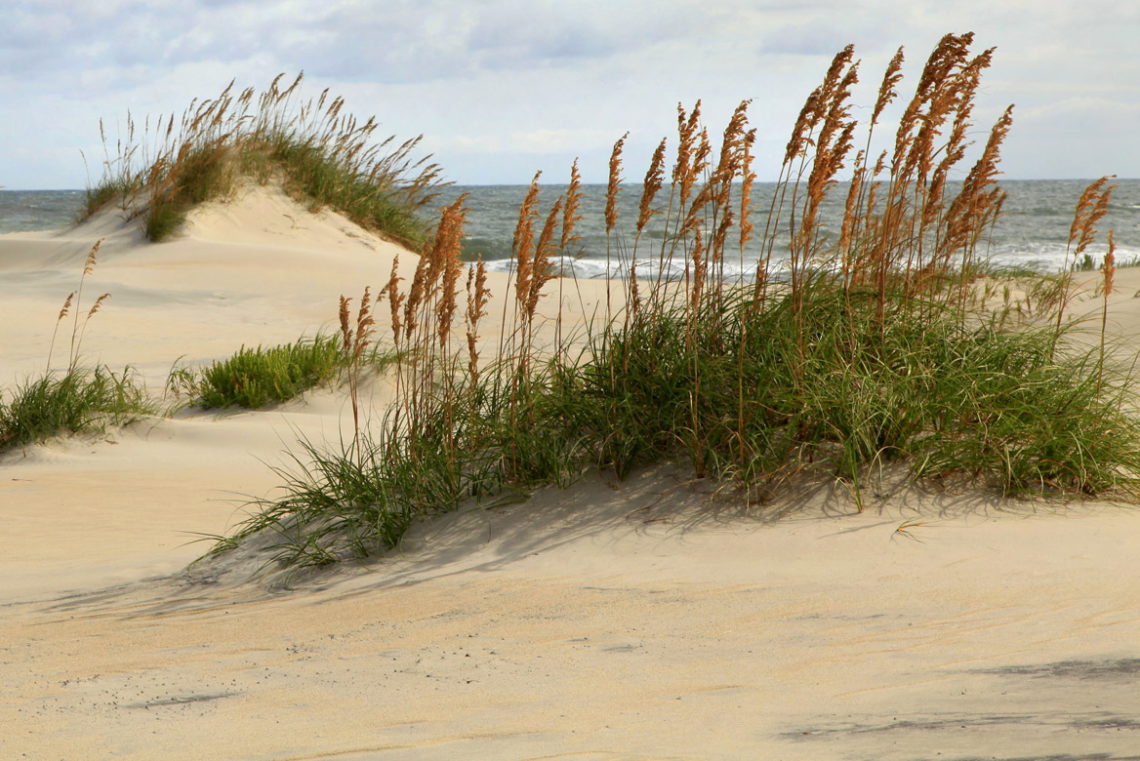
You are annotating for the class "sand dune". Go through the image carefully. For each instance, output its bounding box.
[3,186,1140,760]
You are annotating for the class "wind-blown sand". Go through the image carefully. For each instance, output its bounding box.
[4,186,1140,760]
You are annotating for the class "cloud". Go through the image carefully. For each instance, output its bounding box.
[444,128,615,155]
[2,0,1139,187]
[760,22,866,57]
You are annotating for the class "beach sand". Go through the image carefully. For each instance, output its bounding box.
[3,186,1140,760]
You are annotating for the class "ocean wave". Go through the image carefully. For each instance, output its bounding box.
[476,241,1140,282]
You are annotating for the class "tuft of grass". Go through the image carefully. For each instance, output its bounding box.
[82,74,447,247]
[1071,251,1140,273]
[189,335,393,410]
[0,367,155,453]
[79,180,131,222]
[210,33,1140,571]
[214,434,425,568]
[0,238,156,455]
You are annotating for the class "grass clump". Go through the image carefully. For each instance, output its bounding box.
[214,33,1140,570]
[1,241,156,454]
[192,336,349,410]
[208,435,424,568]
[83,73,447,248]
[0,367,154,453]
[573,282,1140,497]
[173,334,395,410]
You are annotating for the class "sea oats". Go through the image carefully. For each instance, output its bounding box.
[527,197,563,321]
[513,173,542,312]
[561,158,583,251]
[605,133,628,234]
[637,138,667,234]
[434,195,469,350]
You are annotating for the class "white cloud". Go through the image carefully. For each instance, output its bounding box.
[443,128,616,155]
[1,0,1138,188]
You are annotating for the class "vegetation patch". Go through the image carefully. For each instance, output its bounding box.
[205,33,1137,570]
[185,335,392,410]
[1,241,155,454]
[0,366,154,454]
[83,74,447,248]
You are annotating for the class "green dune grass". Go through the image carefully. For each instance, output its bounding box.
[204,33,1138,570]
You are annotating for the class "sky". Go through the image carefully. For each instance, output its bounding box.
[1,0,1137,189]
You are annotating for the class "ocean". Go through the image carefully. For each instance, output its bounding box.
[3,181,1138,277]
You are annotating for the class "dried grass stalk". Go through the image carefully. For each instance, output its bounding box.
[87,293,111,319]
[873,47,905,126]
[56,292,75,322]
[432,195,469,349]
[514,172,543,310]
[637,138,667,234]
[381,255,405,343]
[465,259,490,386]
[1105,230,1117,295]
[739,134,757,252]
[1072,177,1116,258]
[338,296,353,354]
[354,286,374,360]
[527,197,563,320]
[561,159,583,250]
[605,133,628,234]
[674,101,702,208]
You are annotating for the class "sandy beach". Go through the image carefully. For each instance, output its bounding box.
[4,185,1140,760]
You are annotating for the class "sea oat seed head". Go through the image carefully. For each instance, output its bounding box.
[514,173,542,309]
[338,296,352,354]
[87,293,111,319]
[57,292,75,322]
[637,138,668,234]
[434,195,469,349]
[561,158,583,250]
[355,286,375,359]
[605,133,628,234]
[1104,230,1117,295]
[83,239,103,276]
[739,136,757,251]
[1072,177,1116,256]
[873,47,905,125]
[527,197,563,319]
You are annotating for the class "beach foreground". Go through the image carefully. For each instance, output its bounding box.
[3,187,1140,760]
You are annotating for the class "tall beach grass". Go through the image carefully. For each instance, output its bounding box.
[212,33,1138,569]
